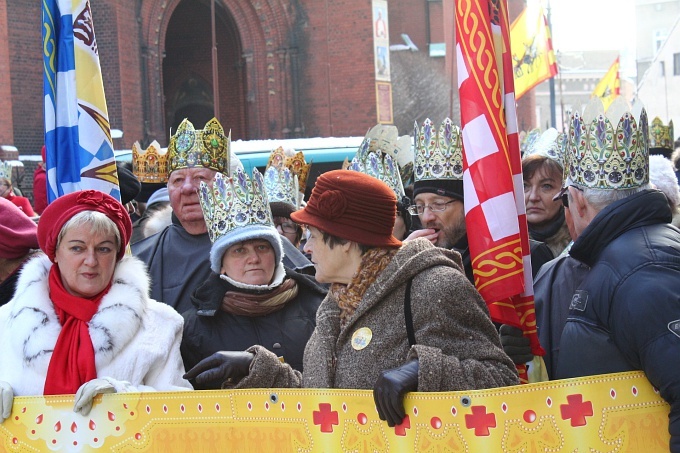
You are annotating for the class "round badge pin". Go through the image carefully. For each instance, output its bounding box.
[351,327,373,350]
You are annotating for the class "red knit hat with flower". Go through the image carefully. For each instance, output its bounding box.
[291,170,401,247]
[0,197,39,259]
[37,190,132,262]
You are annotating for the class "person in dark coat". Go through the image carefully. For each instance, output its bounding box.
[181,169,326,390]
[555,100,680,452]
[184,170,518,427]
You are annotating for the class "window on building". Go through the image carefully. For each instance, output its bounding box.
[654,30,667,54]
[674,53,680,76]
[660,61,665,76]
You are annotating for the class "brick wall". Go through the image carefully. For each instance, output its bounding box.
[0,0,14,145]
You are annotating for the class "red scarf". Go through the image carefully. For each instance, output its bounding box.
[44,266,111,395]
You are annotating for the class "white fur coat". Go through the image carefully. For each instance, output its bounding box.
[0,254,192,396]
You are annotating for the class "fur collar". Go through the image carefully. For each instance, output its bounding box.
[8,254,149,371]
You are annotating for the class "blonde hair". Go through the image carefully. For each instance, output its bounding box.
[57,211,121,253]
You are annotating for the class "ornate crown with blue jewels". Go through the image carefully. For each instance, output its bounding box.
[413,118,464,182]
[0,160,12,182]
[343,134,406,201]
[264,147,300,210]
[566,97,649,190]
[198,168,274,244]
[525,128,567,170]
[168,117,230,174]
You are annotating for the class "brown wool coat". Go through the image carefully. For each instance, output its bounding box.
[237,238,519,391]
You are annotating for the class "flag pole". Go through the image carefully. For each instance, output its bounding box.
[211,0,220,120]
[547,0,556,128]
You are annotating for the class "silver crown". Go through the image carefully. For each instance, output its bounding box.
[525,128,566,170]
[413,118,463,182]
[344,135,406,200]
[198,168,274,244]
[263,162,300,210]
[566,97,649,190]
[0,160,11,182]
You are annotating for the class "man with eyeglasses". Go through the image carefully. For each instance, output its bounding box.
[406,175,552,283]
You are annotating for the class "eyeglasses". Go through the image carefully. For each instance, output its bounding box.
[274,217,299,234]
[554,185,583,209]
[407,200,457,215]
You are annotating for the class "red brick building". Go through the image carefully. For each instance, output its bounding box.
[0,0,529,159]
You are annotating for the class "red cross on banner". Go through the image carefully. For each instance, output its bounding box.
[394,415,411,436]
[313,403,339,433]
[454,0,545,383]
[465,405,497,436]
[560,394,594,427]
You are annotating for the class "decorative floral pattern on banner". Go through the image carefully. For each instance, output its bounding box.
[0,372,670,452]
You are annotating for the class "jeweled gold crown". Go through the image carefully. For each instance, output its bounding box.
[264,148,300,209]
[132,140,168,183]
[0,160,11,182]
[266,147,311,196]
[566,98,649,190]
[344,135,406,200]
[413,118,463,182]
[168,118,230,174]
[649,117,674,151]
[198,168,274,244]
[525,128,566,170]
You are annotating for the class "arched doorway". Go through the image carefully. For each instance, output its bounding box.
[162,0,247,140]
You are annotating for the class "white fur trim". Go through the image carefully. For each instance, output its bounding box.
[219,261,286,290]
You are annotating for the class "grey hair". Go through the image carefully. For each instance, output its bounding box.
[57,211,121,252]
[581,183,652,213]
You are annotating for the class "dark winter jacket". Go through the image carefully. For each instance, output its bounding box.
[181,267,326,389]
[556,189,680,452]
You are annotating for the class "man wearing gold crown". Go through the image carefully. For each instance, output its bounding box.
[553,100,680,452]
[407,118,553,283]
[132,118,234,314]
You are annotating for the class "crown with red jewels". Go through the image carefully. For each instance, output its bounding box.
[168,118,230,174]
[413,118,463,182]
[264,147,300,210]
[566,97,649,190]
[198,168,274,244]
[266,147,311,198]
[132,140,168,183]
[649,117,674,151]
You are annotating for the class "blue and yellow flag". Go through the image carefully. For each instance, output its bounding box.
[592,57,620,110]
[42,0,119,203]
[510,6,558,99]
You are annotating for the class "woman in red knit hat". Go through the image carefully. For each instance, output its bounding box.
[0,190,191,424]
[185,170,518,427]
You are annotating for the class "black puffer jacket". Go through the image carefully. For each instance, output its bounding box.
[556,190,680,452]
[181,267,327,389]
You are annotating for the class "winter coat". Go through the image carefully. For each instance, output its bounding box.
[235,238,519,391]
[0,254,192,396]
[555,190,680,452]
[181,268,327,389]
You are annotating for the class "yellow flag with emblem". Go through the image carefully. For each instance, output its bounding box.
[592,57,620,110]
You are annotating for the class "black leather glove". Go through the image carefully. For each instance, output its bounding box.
[183,351,254,387]
[373,359,419,427]
[499,324,533,364]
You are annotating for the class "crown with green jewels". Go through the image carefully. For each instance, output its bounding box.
[198,168,274,244]
[413,118,463,182]
[566,98,649,190]
[0,160,12,182]
[168,118,230,174]
[344,135,406,200]
[649,117,674,151]
[264,148,300,209]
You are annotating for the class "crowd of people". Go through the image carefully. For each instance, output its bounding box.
[0,100,679,451]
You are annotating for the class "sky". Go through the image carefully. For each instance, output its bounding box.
[535,0,637,77]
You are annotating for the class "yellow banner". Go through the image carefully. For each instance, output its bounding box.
[592,57,621,110]
[0,372,669,452]
[510,6,558,99]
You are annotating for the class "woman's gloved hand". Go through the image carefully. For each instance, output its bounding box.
[373,359,419,427]
[183,351,254,387]
[499,324,533,364]
[74,378,121,416]
[0,381,14,423]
